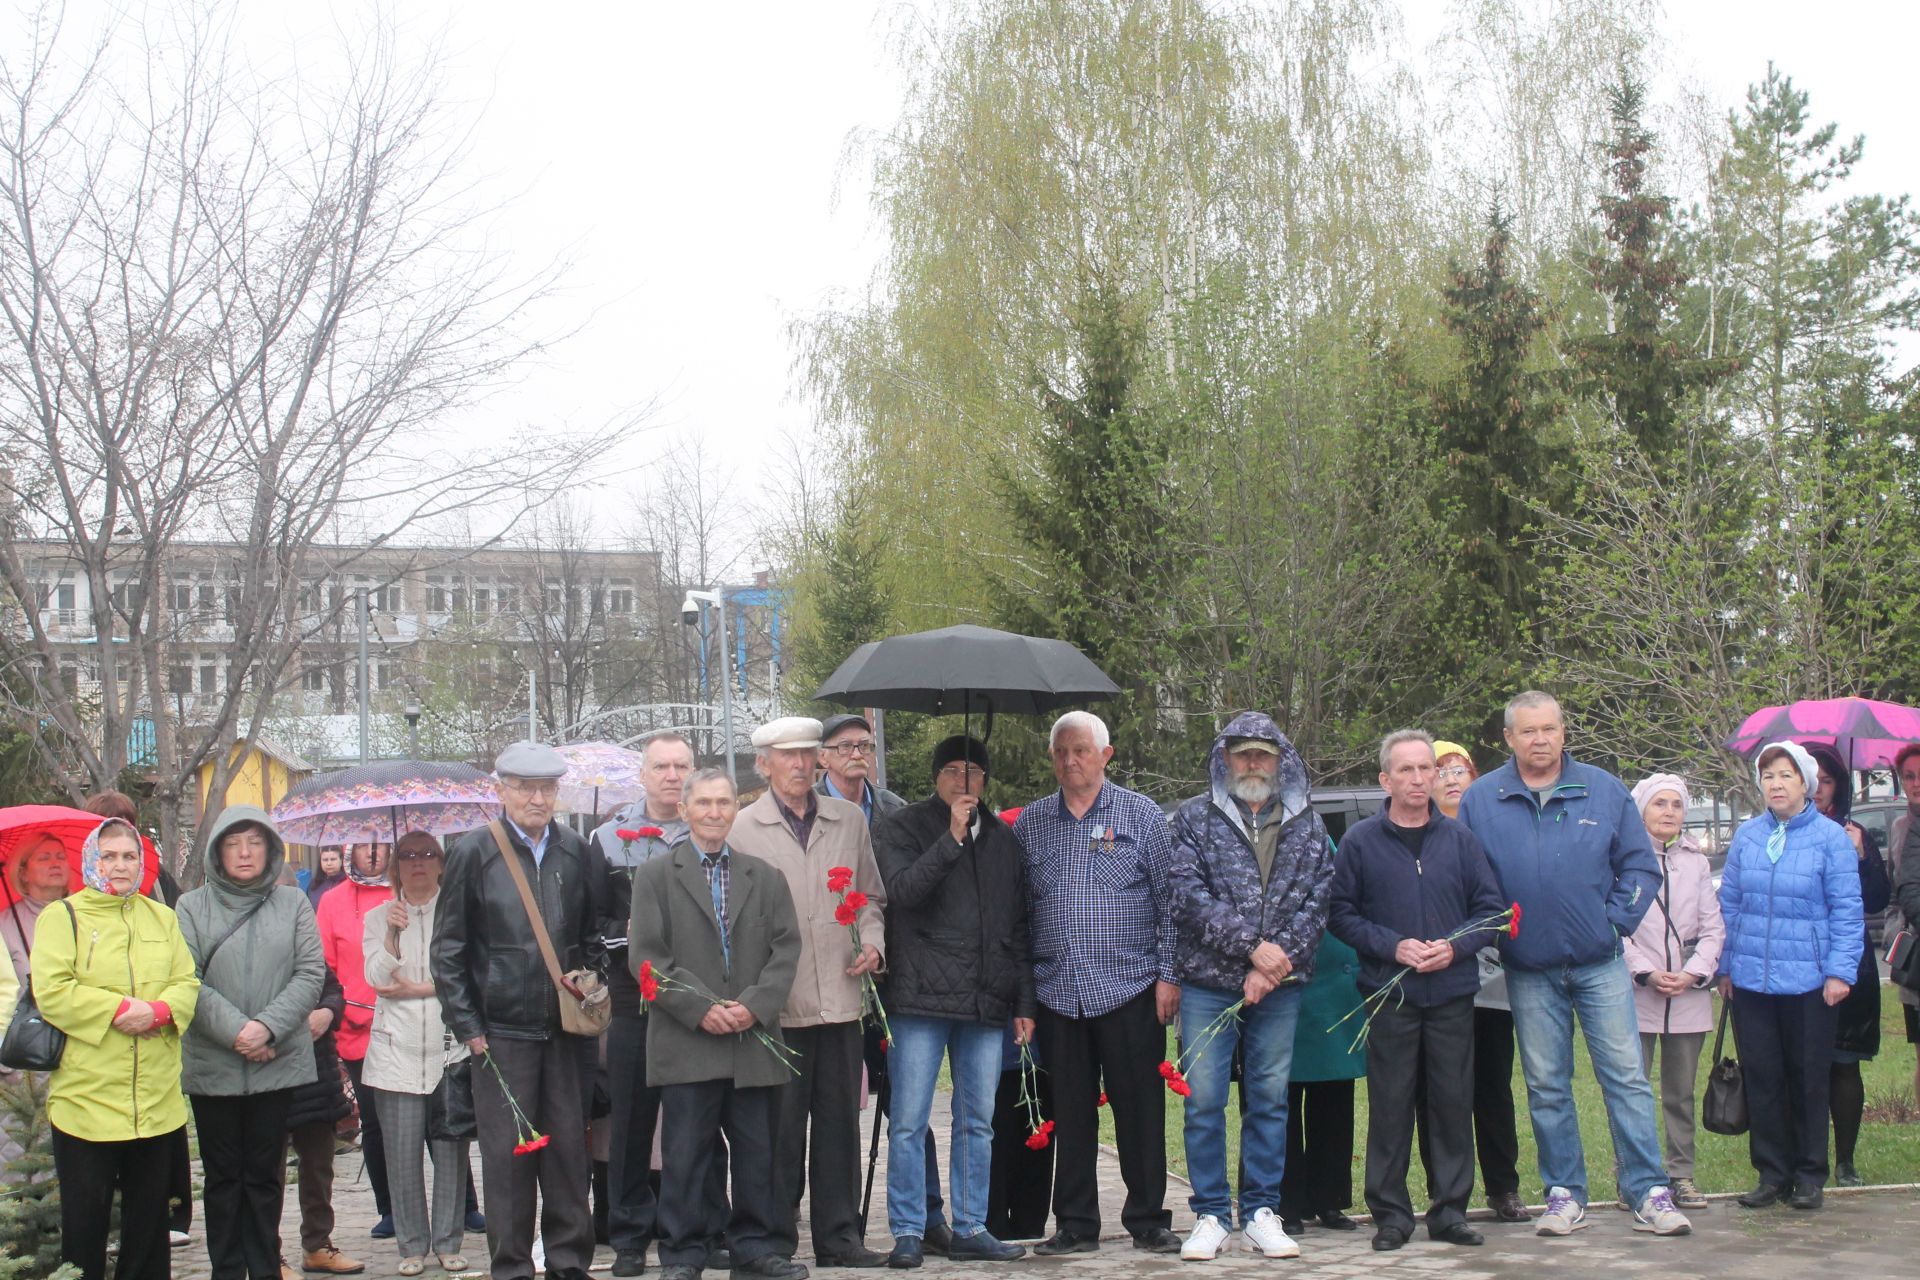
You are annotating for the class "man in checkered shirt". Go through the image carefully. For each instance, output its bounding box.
[1013,710,1182,1256]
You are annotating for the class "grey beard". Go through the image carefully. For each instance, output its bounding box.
[1229,774,1274,808]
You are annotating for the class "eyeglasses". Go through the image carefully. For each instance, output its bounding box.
[396,850,441,861]
[824,740,876,756]
[501,779,560,798]
[938,764,986,781]
[1435,766,1470,781]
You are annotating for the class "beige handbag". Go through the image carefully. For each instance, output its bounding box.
[488,821,611,1036]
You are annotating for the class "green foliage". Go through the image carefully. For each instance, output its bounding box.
[0,1073,79,1280]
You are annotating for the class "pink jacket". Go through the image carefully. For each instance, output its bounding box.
[1622,833,1724,1034]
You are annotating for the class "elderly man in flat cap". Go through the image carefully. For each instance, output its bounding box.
[432,741,612,1280]
[730,716,890,1269]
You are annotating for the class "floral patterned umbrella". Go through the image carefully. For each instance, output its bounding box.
[270,760,500,846]
[555,741,646,816]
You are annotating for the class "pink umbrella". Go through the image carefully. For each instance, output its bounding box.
[554,741,645,817]
[1723,697,1920,770]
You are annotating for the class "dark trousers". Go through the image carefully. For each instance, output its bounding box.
[658,1080,781,1268]
[773,1020,866,1257]
[168,1124,193,1234]
[1367,996,1475,1237]
[289,1120,339,1252]
[1036,987,1171,1238]
[987,1066,1054,1239]
[53,1125,178,1280]
[1731,986,1839,1190]
[192,1089,293,1280]
[607,1013,729,1253]
[474,1034,595,1280]
[865,1022,943,1223]
[1415,1005,1522,1198]
[1278,1080,1355,1219]
[343,1057,393,1218]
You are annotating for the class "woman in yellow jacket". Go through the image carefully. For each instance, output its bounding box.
[32,818,200,1280]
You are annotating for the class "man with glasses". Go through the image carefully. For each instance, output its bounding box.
[816,714,906,826]
[433,741,612,1280]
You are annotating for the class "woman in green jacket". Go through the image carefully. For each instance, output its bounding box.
[33,818,200,1280]
[176,807,326,1280]
[1276,929,1366,1236]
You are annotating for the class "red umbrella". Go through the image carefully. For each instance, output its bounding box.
[1724,697,1920,771]
[0,804,160,908]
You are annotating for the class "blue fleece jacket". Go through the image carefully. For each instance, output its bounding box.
[1456,752,1660,971]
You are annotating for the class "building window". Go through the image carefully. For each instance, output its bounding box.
[169,666,191,694]
[451,587,467,615]
[170,583,193,613]
[609,586,634,614]
[302,667,326,691]
[198,663,217,695]
[426,577,446,612]
[472,587,489,616]
[197,581,217,615]
[497,585,518,614]
[372,583,403,613]
[112,580,146,616]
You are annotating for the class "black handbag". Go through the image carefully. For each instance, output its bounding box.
[1886,927,1920,992]
[427,1055,476,1143]
[1701,999,1748,1136]
[1,901,77,1072]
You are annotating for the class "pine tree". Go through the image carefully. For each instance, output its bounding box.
[0,1073,79,1280]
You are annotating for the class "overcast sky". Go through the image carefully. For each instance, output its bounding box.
[222,1,1920,560]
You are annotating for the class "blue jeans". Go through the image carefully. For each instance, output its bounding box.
[886,1015,1003,1240]
[1507,958,1668,1207]
[1179,981,1301,1222]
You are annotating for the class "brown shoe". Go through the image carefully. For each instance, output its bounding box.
[1490,1191,1532,1222]
[303,1247,367,1275]
[281,1261,299,1280]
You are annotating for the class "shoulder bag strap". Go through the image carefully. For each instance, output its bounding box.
[1711,996,1731,1061]
[489,821,577,998]
[195,892,270,978]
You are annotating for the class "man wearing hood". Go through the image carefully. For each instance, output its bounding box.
[1328,731,1506,1253]
[1166,711,1334,1262]
[871,735,1034,1267]
[1456,691,1690,1238]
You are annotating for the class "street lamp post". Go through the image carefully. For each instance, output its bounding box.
[680,587,736,785]
[404,701,422,758]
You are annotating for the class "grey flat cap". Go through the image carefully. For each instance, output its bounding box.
[495,740,568,779]
[750,716,824,750]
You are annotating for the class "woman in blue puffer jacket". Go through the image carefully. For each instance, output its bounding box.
[1714,740,1863,1212]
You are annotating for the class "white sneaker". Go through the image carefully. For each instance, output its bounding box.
[169,1231,191,1248]
[1632,1186,1692,1236]
[1536,1186,1589,1236]
[1242,1207,1300,1259]
[1181,1215,1231,1261]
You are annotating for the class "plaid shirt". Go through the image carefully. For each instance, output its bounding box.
[1015,779,1178,1018]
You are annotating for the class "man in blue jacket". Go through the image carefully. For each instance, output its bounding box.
[1457,692,1692,1238]
[1329,730,1506,1253]
[1167,711,1333,1262]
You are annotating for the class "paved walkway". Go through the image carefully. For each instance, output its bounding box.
[171,1096,1920,1279]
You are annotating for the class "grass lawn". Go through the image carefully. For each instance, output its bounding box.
[1100,996,1920,1199]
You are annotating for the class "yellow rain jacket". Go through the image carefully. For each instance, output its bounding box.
[31,884,200,1140]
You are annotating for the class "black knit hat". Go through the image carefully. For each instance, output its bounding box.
[931,734,990,779]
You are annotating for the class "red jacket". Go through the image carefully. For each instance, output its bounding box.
[314,879,393,1061]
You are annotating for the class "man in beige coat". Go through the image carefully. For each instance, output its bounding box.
[729,716,889,1268]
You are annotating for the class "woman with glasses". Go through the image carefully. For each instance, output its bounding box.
[1716,741,1863,1210]
[363,832,470,1276]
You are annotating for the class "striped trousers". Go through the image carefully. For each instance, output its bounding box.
[371,1086,471,1258]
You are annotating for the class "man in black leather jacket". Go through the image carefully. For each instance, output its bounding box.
[433,740,610,1280]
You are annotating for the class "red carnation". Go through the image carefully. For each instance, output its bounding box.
[834,901,858,927]
[827,866,854,893]
[1169,1079,1192,1097]
[842,890,868,911]
[1025,1130,1050,1150]
[513,1133,551,1156]
[636,826,665,839]
[615,828,642,842]
[638,960,659,1002]
[1040,1119,1055,1134]
[1158,1060,1179,1080]
[1509,902,1523,938]
[1097,1092,1108,1107]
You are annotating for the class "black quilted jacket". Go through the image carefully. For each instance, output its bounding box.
[874,796,1036,1024]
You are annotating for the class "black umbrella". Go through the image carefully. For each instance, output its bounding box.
[813,624,1120,733]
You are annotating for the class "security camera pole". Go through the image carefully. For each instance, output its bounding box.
[682,586,737,785]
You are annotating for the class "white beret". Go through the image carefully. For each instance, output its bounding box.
[751,716,824,750]
[495,740,568,779]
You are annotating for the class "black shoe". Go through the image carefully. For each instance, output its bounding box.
[1033,1231,1099,1256]
[1836,1162,1863,1187]
[1489,1191,1531,1223]
[921,1223,952,1257]
[734,1257,808,1280]
[465,1210,486,1233]
[1738,1184,1789,1209]
[613,1250,650,1277]
[1372,1228,1407,1252]
[1130,1228,1181,1253]
[659,1268,700,1280]
[816,1245,885,1269]
[368,1217,394,1241]
[1789,1185,1825,1211]
[1432,1223,1483,1247]
[708,1249,733,1271]
[887,1239,922,1270]
[948,1232,1025,1262]
[1318,1210,1358,1232]
[1281,1218,1306,1236]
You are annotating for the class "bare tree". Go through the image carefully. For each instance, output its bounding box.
[0,5,629,857]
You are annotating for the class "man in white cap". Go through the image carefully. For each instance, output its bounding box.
[729,716,890,1269]
[432,740,612,1280]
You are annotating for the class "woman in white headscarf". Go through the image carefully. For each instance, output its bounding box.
[1715,741,1863,1212]
[1622,774,1722,1210]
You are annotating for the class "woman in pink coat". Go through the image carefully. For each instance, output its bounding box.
[1622,774,1724,1210]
